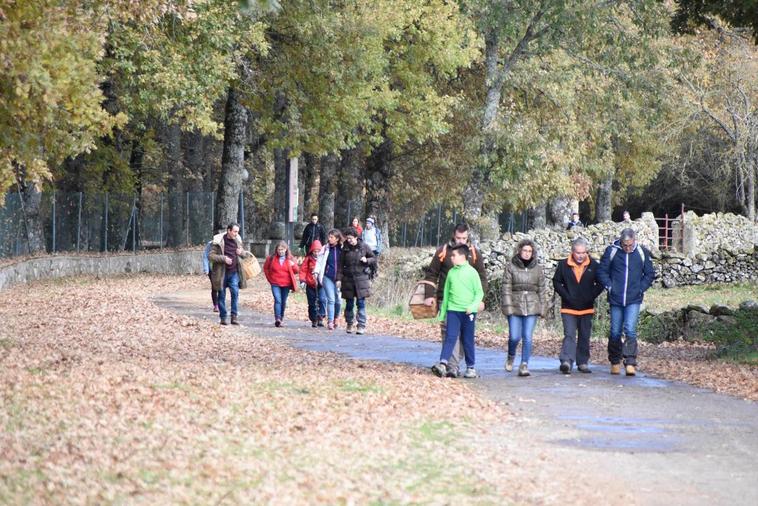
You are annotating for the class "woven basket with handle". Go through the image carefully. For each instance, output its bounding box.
[408,280,438,319]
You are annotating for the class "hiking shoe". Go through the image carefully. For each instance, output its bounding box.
[463,367,477,379]
[274,319,281,327]
[231,316,239,325]
[317,318,325,327]
[333,318,339,329]
[560,361,571,374]
[220,319,228,326]
[356,326,365,335]
[518,363,530,377]
[577,364,592,374]
[311,321,318,328]
[505,355,515,372]
[213,304,219,313]
[431,362,447,377]
[610,363,621,375]
[445,367,459,378]
[625,365,636,376]
[346,323,354,334]
[327,322,335,331]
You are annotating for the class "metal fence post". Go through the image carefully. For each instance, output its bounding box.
[186,191,190,246]
[51,191,56,253]
[159,193,164,251]
[132,196,137,254]
[76,192,82,253]
[436,205,441,245]
[104,192,109,252]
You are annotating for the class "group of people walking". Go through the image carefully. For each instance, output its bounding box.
[426,225,655,378]
[204,218,656,378]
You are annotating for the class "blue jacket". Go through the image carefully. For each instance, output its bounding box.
[361,226,383,254]
[597,240,655,307]
[202,241,213,274]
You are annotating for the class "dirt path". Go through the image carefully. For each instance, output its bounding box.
[156,289,758,506]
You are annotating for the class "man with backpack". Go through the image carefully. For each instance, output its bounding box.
[597,228,656,376]
[423,223,488,377]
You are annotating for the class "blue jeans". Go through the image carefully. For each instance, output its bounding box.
[609,303,640,366]
[440,311,476,368]
[321,277,338,322]
[271,285,290,320]
[508,315,537,364]
[344,297,367,327]
[218,271,239,319]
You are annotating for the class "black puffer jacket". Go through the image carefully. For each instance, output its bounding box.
[340,240,376,299]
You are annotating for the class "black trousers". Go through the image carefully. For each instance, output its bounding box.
[559,313,593,366]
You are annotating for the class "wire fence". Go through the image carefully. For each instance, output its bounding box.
[0,191,250,257]
[1,191,533,257]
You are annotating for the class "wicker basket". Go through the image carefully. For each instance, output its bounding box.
[408,280,438,319]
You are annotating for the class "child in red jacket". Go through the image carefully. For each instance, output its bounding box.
[263,241,299,327]
[299,239,323,328]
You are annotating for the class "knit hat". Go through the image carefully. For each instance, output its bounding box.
[366,217,375,224]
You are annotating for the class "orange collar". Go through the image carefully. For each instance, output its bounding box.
[567,255,590,268]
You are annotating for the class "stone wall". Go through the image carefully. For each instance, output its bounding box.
[0,250,205,291]
[674,211,758,256]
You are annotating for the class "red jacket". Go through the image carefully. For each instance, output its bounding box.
[298,240,322,288]
[264,253,299,290]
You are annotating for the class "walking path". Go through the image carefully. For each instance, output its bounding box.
[155,290,758,505]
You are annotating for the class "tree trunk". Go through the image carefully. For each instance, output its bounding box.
[528,204,547,230]
[318,153,338,230]
[548,196,574,228]
[335,146,364,230]
[165,122,185,247]
[595,172,613,222]
[302,153,319,219]
[748,157,756,222]
[128,138,144,250]
[273,147,288,223]
[14,170,46,253]
[365,138,393,250]
[215,87,248,232]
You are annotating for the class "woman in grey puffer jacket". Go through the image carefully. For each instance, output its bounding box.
[501,239,547,377]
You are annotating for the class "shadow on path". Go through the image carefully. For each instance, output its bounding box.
[155,290,758,506]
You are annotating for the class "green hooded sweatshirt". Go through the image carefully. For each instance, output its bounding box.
[438,263,484,320]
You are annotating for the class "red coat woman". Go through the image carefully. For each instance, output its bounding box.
[263,241,299,326]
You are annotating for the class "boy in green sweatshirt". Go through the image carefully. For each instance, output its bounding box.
[431,243,484,379]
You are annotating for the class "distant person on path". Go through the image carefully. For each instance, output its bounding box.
[315,229,344,331]
[567,212,583,230]
[431,244,484,379]
[340,228,376,335]
[299,239,325,328]
[597,228,656,376]
[263,241,300,327]
[209,223,253,326]
[501,239,547,377]
[553,238,605,374]
[202,239,220,312]
[351,217,363,237]
[423,223,488,377]
[361,216,383,256]
[300,213,326,255]
[622,210,632,223]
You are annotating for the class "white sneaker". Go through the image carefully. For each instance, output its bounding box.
[463,367,477,379]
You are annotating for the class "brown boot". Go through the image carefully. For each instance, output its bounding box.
[231,315,239,325]
[625,364,636,376]
[610,363,621,375]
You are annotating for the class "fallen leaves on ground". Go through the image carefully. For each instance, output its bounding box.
[0,274,615,504]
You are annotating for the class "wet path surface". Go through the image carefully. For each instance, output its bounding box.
[156,291,758,505]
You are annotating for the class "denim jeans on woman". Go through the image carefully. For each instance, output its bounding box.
[271,285,291,321]
[508,314,538,364]
[608,303,640,366]
[344,297,367,328]
[218,271,239,320]
[320,277,338,322]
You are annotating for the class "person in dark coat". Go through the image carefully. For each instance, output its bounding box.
[597,228,656,376]
[340,228,376,335]
[299,213,326,254]
[553,237,605,374]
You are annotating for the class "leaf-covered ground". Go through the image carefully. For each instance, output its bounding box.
[0,274,618,504]
[244,277,758,401]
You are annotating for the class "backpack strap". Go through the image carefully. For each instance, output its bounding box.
[609,246,645,263]
[471,246,477,264]
[438,244,448,263]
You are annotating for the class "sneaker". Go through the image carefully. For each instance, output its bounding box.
[317,318,325,327]
[274,319,281,327]
[610,363,621,375]
[518,363,530,377]
[560,361,571,374]
[505,355,515,372]
[220,319,228,326]
[346,323,354,334]
[356,326,365,335]
[577,364,592,374]
[463,367,477,379]
[445,367,459,378]
[327,322,335,331]
[213,304,219,313]
[625,364,636,376]
[431,362,447,377]
[231,315,239,325]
